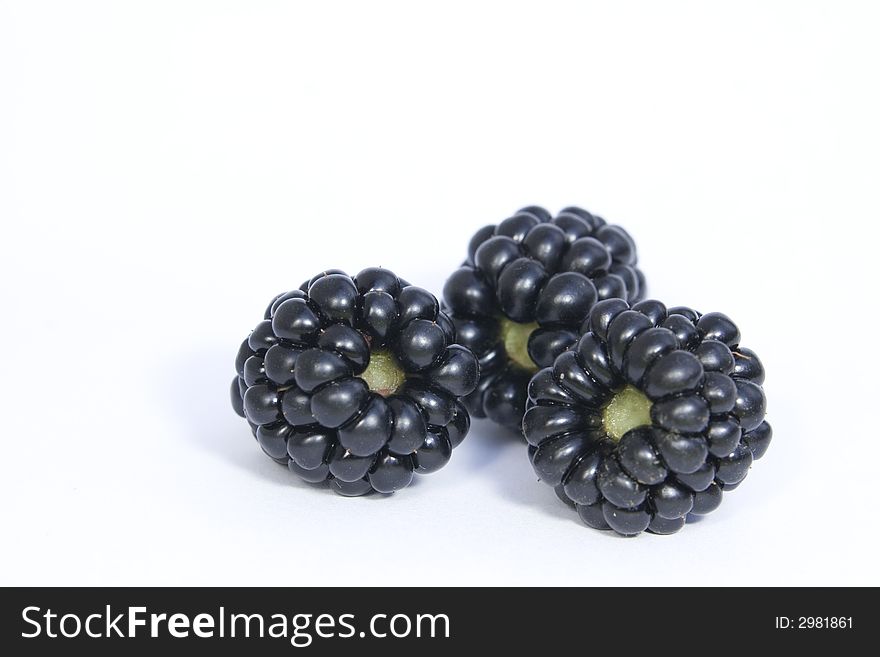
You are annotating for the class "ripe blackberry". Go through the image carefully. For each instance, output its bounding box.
[522,299,771,535]
[231,268,479,496]
[443,206,645,431]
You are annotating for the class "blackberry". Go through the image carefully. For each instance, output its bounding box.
[522,299,770,535]
[231,268,479,496]
[442,206,645,430]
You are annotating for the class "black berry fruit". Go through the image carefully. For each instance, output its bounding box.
[443,206,645,431]
[231,269,479,496]
[522,299,770,535]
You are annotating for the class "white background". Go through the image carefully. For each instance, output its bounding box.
[2,1,878,586]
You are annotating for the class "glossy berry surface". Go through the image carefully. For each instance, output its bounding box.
[443,206,645,431]
[522,299,771,535]
[231,268,479,496]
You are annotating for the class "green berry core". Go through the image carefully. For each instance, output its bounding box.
[360,349,405,397]
[499,317,539,373]
[602,385,653,442]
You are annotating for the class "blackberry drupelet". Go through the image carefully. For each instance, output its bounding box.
[522,299,771,535]
[443,206,645,431]
[231,268,479,496]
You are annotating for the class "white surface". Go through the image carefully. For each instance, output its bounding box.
[1,1,878,587]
